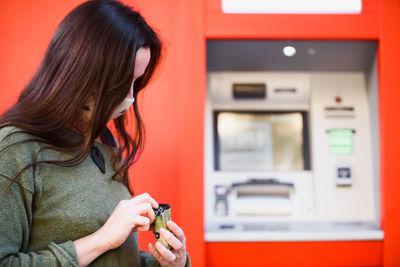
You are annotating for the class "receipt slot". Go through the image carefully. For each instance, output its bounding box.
[204,58,383,241]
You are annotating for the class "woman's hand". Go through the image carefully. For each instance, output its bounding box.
[73,193,158,266]
[96,193,159,250]
[148,220,187,267]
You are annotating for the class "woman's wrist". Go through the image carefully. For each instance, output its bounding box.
[73,230,110,267]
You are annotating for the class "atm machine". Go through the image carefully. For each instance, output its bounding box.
[204,41,383,241]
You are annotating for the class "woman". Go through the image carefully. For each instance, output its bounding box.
[0,0,189,266]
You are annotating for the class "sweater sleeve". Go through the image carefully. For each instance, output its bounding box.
[139,250,161,267]
[0,127,79,266]
[0,174,79,267]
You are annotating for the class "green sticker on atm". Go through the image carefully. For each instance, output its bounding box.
[328,129,353,155]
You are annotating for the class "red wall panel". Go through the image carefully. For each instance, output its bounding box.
[379,0,400,265]
[0,0,82,114]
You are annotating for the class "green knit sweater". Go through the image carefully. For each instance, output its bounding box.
[0,126,190,267]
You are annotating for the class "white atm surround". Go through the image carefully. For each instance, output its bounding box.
[204,71,383,241]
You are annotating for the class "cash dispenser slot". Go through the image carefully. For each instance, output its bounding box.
[232,179,294,216]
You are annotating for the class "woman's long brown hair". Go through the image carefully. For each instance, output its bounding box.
[0,0,162,197]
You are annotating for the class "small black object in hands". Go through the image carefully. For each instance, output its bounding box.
[91,145,105,173]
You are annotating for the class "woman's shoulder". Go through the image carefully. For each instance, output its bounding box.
[0,126,42,192]
[0,125,41,143]
[0,125,21,139]
[0,125,47,152]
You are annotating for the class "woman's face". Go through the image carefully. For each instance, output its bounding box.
[82,46,151,122]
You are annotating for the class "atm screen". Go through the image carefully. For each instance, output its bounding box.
[328,129,354,155]
[214,111,309,171]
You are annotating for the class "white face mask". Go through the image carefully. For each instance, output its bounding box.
[110,83,135,120]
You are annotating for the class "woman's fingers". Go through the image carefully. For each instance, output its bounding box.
[132,215,151,232]
[160,227,183,250]
[155,241,176,261]
[148,220,188,265]
[130,193,159,209]
[148,243,164,263]
[133,203,156,223]
[166,220,186,244]
[133,216,151,230]
[95,193,160,252]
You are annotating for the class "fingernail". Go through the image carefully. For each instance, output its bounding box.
[160,227,166,233]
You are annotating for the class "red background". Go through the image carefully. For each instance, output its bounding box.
[0,0,399,266]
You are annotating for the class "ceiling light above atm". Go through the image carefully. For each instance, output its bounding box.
[222,0,362,14]
[308,48,316,56]
[283,46,296,57]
